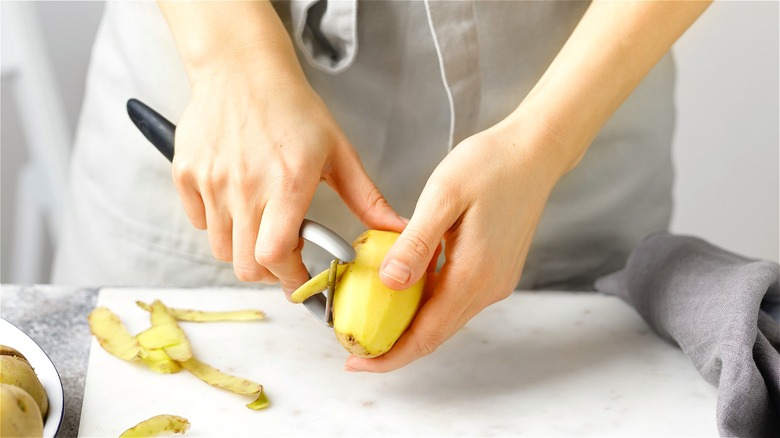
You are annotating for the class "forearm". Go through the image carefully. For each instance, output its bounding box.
[510,0,711,173]
[157,1,302,84]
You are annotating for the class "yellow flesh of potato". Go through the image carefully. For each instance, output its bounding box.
[332,230,425,358]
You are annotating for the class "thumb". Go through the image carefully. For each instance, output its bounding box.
[329,147,407,233]
[380,196,458,290]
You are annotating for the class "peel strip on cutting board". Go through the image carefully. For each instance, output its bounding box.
[119,414,190,437]
[179,357,270,410]
[87,299,270,413]
[88,307,145,361]
[147,300,193,362]
[136,301,266,322]
[140,348,182,374]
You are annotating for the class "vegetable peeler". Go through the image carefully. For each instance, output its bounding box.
[126,98,354,328]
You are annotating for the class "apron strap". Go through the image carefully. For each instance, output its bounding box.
[424,0,482,150]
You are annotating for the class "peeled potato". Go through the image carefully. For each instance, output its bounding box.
[0,383,43,437]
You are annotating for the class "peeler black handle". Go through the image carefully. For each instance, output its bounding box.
[126,98,175,162]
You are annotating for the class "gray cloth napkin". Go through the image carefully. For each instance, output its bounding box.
[594,231,780,437]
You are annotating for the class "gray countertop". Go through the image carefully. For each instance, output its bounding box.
[1,284,97,438]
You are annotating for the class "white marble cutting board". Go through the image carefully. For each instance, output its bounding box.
[79,288,717,437]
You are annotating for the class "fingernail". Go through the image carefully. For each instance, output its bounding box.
[381,260,411,284]
[343,365,361,373]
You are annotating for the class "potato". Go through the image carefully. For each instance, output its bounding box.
[119,414,189,437]
[0,383,43,437]
[0,345,28,362]
[0,348,48,419]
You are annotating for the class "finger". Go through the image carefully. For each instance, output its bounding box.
[231,205,275,283]
[203,193,233,262]
[379,185,462,290]
[171,160,207,229]
[255,195,314,293]
[328,147,407,233]
[344,264,473,373]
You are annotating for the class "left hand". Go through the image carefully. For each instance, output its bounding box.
[342,0,711,374]
[344,113,574,372]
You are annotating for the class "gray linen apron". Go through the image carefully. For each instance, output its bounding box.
[53,0,675,290]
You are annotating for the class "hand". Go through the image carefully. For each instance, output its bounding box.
[341,0,712,372]
[343,114,571,372]
[172,50,405,293]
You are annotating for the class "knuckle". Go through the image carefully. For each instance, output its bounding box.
[202,162,227,188]
[416,331,445,357]
[230,163,258,195]
[255,241,292,267]
[400,229,434,263]
[233,262,263,282]
[359,187,390,222]
[171,158,197,186]
[272,168,308,195]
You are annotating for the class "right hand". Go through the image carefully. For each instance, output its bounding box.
[171,49,405,294]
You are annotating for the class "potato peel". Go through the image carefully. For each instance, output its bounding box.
[179,358,269,410]
[290,264,347,304]
[88,299,270,411]
[119,414,190,437]
[147,301,192,362]
[136,301,265,322]
[140,348,182,374]
[88,307,145,361]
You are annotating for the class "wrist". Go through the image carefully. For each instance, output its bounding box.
[158,1,302,86]
[496,97,591,181]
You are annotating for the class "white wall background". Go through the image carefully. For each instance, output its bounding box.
[1,1,777,284]
[670,0,779,263]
